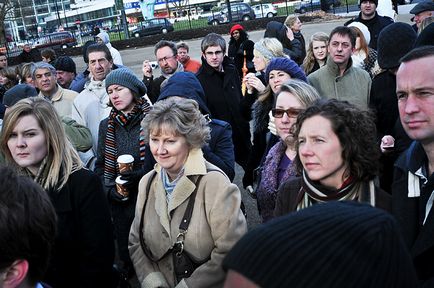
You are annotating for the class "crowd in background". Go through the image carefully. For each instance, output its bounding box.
[1,1,434,287]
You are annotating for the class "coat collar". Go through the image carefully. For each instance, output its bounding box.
[325,55,354,77]
[38,84,63,102]
[153,149,207,234]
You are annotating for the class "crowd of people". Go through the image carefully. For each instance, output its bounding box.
[1,1,434,287]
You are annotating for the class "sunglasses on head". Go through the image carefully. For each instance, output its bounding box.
[271,108,303,118]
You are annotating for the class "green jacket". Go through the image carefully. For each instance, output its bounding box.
[308,57,371,109]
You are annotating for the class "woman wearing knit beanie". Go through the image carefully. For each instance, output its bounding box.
[241,57,307,195]
[94,68,152,279]
[228,24,255,79]
[274,99,391,217]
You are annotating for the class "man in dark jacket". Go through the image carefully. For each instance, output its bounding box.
[392,46,434,287]
[264,21,303,64]
[142,40,184,103]
[348,0,393,50]
[18,44,42,64]
[196,33,251,170]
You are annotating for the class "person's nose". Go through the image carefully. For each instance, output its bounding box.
[299,141,314,157]
[281,112,291,123]
[16,135,26,148]
[157,142,167,154]
[404,94,421,115]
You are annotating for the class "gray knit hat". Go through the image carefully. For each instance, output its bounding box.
[223,201,419,288]
[105,68,147,96]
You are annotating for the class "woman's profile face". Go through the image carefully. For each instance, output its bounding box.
[274,91,303,141]
[149,125,190,179]
[291,18,302,32]
[253,50,267,72]
[7,114,48,176]
[107,84,135,114]
[312,40,327,61]
[269,70,291,94]
[297,115,347,189]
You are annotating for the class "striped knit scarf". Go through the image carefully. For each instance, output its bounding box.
[296,171,376,211]
[104,98,150,182]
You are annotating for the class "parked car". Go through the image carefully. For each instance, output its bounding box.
[294,0,341,13]
[252,4,278,18]
[34,32,77,50]
[130,18,174,38]
[208,2,256,25]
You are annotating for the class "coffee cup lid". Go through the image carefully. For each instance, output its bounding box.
[115,176,128,185]
[117,154,134,164]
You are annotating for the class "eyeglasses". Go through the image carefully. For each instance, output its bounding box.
[205,50,223,57]
[157,55,176,64]
[271,108,303,118]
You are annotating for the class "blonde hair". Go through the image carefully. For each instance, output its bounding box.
[285,15,299,29]
[419,16,433,34]
[254,38,287,69]
[0,97,82,191]
[302,32,329,75]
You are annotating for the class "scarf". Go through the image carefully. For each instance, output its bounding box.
[161,62,184,79]
[161,168,184,204]
[256,141,297,222]
[296,170,375,211]
[103,98,150,182]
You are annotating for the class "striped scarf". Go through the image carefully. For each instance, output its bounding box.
[296,171,376,211]
[104,98,150,182]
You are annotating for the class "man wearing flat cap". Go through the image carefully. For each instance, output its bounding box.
[347,0,393,50]
[410,0,434,32]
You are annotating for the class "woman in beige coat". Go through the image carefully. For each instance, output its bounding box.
[129,97,247,288]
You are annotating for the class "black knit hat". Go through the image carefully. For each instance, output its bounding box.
[52,56,77,74]
[377,22,417,69]
[223,201,418,288]
[359,0,378,6]
[3,84,38,107]
[105,68,147,96]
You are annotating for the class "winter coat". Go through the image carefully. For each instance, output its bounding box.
[274,174,391,217]
[96,31,123,65]
[38,84,78,118]
[44,168,114,288]
[129,149,247,288]
[351,12,393,50]
[308,57,371,109]
[196,56,251,168]
[256,140,297,222]
[18,48,42,63]
[293,31,307,66]
[228,38,255,78]
[392,141,434,286]
[264,21,303,65]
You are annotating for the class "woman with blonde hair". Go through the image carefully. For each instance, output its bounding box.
[129,97,246,287]
[302,32,329,75]
[0,97,114,288]
[285,15,306,65]
[255,79,321,222]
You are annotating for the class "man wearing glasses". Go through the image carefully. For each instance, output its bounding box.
[196,33,251,171]
[142,40,184,103]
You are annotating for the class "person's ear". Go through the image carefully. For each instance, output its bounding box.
[2,260,29,288]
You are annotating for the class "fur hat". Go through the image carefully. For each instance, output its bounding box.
[377,22,417,69]
[52,56,77,74]
[105,68,147,96]
[265,57,307,84]
[223,201,419,288]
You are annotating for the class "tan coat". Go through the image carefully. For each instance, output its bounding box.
[38,84,78,117]
[129,149,247,288]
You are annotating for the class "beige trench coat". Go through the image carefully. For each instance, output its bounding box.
[129,149,247,288]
